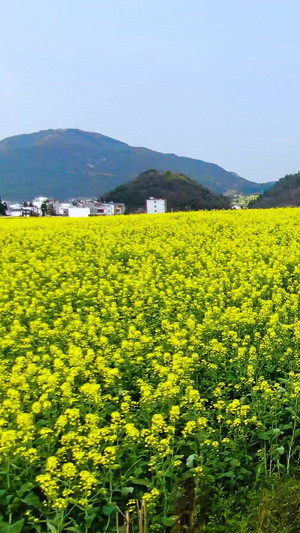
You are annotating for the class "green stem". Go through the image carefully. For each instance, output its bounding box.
[287,399,298,476]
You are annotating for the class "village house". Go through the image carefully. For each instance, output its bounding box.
[96,202,125,215]
[67,206,98,217]
[146,197,167,214]
[5,197,126,217]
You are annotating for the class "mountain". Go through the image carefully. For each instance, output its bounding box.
[103,170,231,212]
[249,171,300,208]
[0,128,273,200]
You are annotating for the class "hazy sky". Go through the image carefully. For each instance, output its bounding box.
[2,0,300,183]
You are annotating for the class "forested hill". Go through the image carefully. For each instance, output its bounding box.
[0,128,273,200]
[249,171,300,208]
[103,170,231,212]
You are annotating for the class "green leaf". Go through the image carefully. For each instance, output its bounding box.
[258,431,271,441]
[37,419,51,427]
[131,478,150,487]
[0,492,13,506]
[161,516,177,526]
[272,428,282,436]
[279,378,289,385]
[84,510,98,528]
[9,521,25,533]
[47,524,58,533]
[285,407,296,415]
[225,471,235,478]
[0,519,25,533]
[222,451,231,457]
[21,492,40,507]
[186,454,198,468]
[103,504,118,516]
[16,483,34,498]
[276,446,285,455]
[255,463,264,481]
[182,470,193,480]
[0,491,7,505]
[240,467,249,474]
[282,423,292,430]
[121,487,134,496]
[217,471,235,479]
[230,459,241,468]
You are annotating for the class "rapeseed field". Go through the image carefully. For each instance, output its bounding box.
[1,210,300,532]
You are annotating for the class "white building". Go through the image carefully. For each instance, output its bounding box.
[8,203,23,217]
[67,207,98,217]
[98,203,115,216]
[7,203,39,217]
[58,202,73,216]
[114,203,125,215]
[32,197,48,215]
[146,197,167,214]
[96,202,125,216]
[22,206,39,217]
[31,197,62,216]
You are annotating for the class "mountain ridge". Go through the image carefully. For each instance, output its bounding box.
[0,128,274,200]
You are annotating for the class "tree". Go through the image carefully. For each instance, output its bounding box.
[41,201,47,216]
[41,200,56,216]
[0,198,7,216]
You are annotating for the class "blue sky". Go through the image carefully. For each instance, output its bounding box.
[1,0,300,183]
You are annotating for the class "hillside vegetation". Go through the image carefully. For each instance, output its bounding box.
[0,128,273,200]
[249,171,300,208]
[103,169,231,212]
